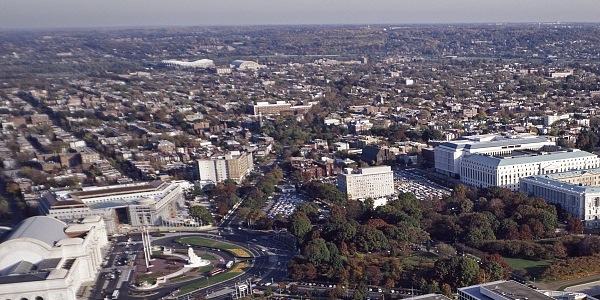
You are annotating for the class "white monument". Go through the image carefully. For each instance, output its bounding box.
[184,247,211,267]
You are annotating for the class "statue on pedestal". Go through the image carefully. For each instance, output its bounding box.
[184,247,210,267]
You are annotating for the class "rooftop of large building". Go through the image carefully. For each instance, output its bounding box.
[405,294,451,300]
[5,216,68,247]
[70,180,163,200]
[438,134,552,150]
[463,149,597,167]
[459,280,553,300]
[521,167,600,193]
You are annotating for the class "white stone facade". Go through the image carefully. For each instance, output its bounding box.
[0,216,108,300]
[460,149,600,191]
[434,134,554,177]
[337,166,395,200]
[38,180,192,234]
[520,168,600,228]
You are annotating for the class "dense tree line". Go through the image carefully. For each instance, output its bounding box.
[287,184,571,293]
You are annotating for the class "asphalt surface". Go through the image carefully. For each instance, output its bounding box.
[89,226,294,300]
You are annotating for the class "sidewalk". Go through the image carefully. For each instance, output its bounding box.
[537,273,600,291]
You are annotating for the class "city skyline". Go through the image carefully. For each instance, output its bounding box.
[1,0,599,30]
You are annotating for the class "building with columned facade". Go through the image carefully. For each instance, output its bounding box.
[38,180,192,234]
[460,149,600,191]
[0,216,108,300]
[520,168,600,228]
[434,134,554,178]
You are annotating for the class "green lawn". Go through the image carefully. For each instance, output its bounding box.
[200,253,218,261]
[176,237,252,258]
[504,257,551,278]
[403,251,439,266]
[169,275,194,283]
[176,271,240,295]
[177,237,238,249]
[194,265,215,274]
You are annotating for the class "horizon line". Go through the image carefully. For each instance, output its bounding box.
[2,21,599,33]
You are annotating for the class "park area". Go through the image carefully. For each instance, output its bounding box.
[175,236,253,258]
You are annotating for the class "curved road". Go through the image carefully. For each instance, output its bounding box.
[117,229,293,300]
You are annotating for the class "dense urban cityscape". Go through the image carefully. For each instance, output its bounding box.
[2,23,600,300]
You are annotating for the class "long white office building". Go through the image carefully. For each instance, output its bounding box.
[520,168,600,228]
[459,280,593,300]
[460,149,600,191]
[435,134,554,178]
[38,180,193,234]
[337,166,395,200]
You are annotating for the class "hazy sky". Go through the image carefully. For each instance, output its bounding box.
[1,0,600,29]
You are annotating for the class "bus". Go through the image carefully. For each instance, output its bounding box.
[111,290,119,299]
[225,261,234,269]
[208,268,224,277]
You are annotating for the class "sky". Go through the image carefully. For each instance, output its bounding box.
[1,0,600,29]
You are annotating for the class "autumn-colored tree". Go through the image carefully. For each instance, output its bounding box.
[365,265,383,285]
[567,218,584,234]
[5,182,21,197]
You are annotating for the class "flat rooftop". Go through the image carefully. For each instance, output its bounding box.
[405,294,451,300]
[460,280,552,300]
[70,180,163,201]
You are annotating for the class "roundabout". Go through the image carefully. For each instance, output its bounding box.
[125,230,282,300]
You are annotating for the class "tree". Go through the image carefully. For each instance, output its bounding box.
[354,225,389,252]
[303,238,331,266]
[289,211,312,242]
[297,202,320,222]
[480,253,510,280]
[0,197,9,220]
[188,205,215,225]
[436,242,456,257]
[567,217,584,234]
[434,256,479,290]
[365,265,383,285]
[5,182,21,197]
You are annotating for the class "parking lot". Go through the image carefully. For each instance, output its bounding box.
[266,193,309,218]
[395,168,451,200]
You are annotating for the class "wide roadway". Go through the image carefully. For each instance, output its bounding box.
[116,228,293,300]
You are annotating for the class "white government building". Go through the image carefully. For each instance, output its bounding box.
[337,166,395,201]
[458,280,594,300]
[0,216,108,300]
[434,134,554,178]
[460,149,600,190]
[520,168,600,228]
[38,180,193,234]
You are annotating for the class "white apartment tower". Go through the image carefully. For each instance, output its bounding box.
[337,166,395,200]
[197,151,253,184]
